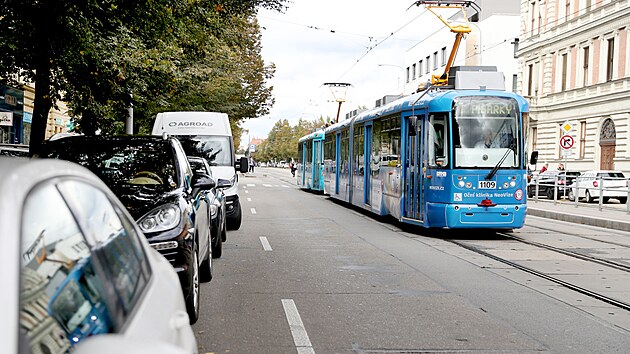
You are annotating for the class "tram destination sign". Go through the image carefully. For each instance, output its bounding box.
[455,99,517,118]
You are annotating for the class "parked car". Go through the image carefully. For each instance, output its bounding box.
[570,170,628,203]
[40,135,214,323]
[0,143,29,157]
[188,156,230,259]
[527,170,581,199]
[0,157,197,354]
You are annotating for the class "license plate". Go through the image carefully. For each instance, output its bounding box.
[478,181,496,189]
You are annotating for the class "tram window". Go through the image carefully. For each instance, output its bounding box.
[354,125,364,174]
[306,141,312,164]
[371,120,382,177]
[429,113,448,167]
[298,144,303,164]
[340,129,349,173]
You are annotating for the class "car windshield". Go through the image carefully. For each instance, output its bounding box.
[43,139,178,192]
[452,96,521,169]
[599,172,626,178]
[177,135,233,167]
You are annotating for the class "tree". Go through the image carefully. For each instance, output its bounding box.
[0,0,287,154]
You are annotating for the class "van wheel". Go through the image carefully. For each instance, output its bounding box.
[228,206,242,230]
[619,197,628,204]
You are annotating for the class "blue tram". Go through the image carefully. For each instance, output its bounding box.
[297,130,325,191]
[304,67,529,229]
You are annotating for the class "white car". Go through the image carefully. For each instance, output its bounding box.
[570,170,629,203]
[0,157,197,354]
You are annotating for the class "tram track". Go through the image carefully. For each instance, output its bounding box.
[446,232,630,312]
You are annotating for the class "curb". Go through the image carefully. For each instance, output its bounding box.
[528,207,630,232]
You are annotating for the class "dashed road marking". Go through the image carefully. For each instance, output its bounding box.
[259,237,272,251]
[245,190,249,194]
[247,183,256,187]
[282,299,315,354]
[250,208,257,214]
[263,183,273,187]
[247,197,252,202]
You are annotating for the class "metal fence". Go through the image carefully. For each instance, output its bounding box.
[529,175,630,214]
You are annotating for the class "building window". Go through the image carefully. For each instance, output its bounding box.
[582,46,589,86]
[585,0,591,11]
[606,38,614,81]
[532,127,538,152]
[426,56,430,73]
[527,64,534,96]
[412,63,416,80]
[561,53,568,91]
[566,0,571,21]
[579,121,586,158]
[406,67,410,83]
[512,74,518,92]
[530,2,535,36]
[433,52,438,70]
[441,47,447,66]
[419,60,423,77]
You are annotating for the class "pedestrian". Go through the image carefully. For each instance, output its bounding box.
[290,162,297,177]
[249,157,255,173]
[540,163,548,174]
[557,163,565,171]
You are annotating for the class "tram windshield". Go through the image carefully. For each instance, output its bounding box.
[452,96,521,169]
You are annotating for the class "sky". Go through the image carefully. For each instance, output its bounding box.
[240,0,449,149]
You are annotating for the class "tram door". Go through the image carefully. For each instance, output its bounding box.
[404,114,424,221]
[335,133,341,195]
[364,125,372,205]
[313,140,322,188]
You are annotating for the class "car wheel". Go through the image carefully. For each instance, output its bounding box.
[186,250,200,324]
[228,205,242,230]
[221,213,227,242]
[200,236,213,282]
[602,197,610,204]
[585,190,594,203]
[211,228,223,259]
[568,190,575,201]
[546,188,554,200]
[619,197,628,204]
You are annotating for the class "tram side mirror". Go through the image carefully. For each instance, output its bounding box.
[408,116,418,136]
[529,151,539,165]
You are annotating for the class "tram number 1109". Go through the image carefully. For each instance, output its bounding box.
[478,181,497,189]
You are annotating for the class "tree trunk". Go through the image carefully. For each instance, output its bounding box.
[29,4,53,156]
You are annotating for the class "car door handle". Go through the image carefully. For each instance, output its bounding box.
[170,310,191,330]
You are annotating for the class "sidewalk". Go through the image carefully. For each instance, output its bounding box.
[527,198,630,232]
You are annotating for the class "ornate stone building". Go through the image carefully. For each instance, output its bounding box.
[517,0,630,173]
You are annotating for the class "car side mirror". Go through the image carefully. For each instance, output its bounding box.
[238,156,248,173]
[74,335,189,354]
[529,151,539,165]
[193,176,216,190]
[216,178,233,189]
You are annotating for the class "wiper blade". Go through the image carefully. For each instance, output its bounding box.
[485,142,516,180]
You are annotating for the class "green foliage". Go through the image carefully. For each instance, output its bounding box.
[0,0,287,153]
[253,116,326,162]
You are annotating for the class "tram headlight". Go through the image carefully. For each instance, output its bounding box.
[503,182,509,189]
[510,181,516,187]
[465,182,472,188]
[458,181,465,187]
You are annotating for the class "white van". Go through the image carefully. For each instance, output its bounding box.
[152,111,248,229]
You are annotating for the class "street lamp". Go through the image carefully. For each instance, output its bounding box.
[378,64,406,94]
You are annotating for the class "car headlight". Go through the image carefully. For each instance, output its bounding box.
[139,204,181,233]
[210,204,218,217]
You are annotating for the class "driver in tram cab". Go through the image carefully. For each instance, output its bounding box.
[475,129,498,148]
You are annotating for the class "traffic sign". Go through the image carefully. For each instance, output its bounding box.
[561,120,574,134]
[560,134,574,149]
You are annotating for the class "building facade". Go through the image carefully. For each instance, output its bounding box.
[517,0,630,174]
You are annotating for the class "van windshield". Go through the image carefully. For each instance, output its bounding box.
[177,135,234,166]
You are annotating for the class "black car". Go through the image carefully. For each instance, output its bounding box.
[40,135,213,324]
[188,156,229,259]
[528,170,581,199]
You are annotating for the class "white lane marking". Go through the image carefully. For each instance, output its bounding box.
[247,183,256,187]
[259,237,272,251]
[245,190,249,194]
[281,299,315,354]
[282,185,290,188]
[263,183,273,187]
[247,197,252,202]
[250,208,257,214]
